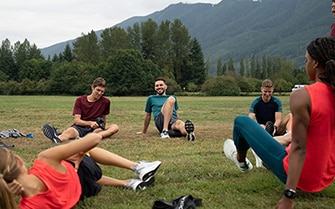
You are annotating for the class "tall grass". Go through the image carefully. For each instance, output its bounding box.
[0,96,334,209]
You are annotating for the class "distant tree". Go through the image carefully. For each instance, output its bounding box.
[228,57,235,72]
[73,30,100,65]
[217,57,223,76]
[261,54,267,78]
[141,19,158,60]
[250,54,255,77]
[102,49,162,96]
[100,26,128,60]
[0,39,16,81]
[239,57,245,77]
[201,75,240,96]
[127,22,141,51]
[170,19,191,87]
[188,38,206,85]
[18,59,52,82]
[154,20,172,71]
[255,56,261,79]
[61,44,73,62]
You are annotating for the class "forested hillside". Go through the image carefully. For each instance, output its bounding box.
[42,0,333,73]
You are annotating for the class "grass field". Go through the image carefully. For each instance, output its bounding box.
[1,95,334,209]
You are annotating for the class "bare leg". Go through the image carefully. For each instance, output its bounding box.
[96,175,129,186]
[277,113,292,134]
[160,96,175,130]
[94,124,119,138]
[171,120,187,135]
[237,150,248,163]
[59,127,80,142]
[88,147,136,169]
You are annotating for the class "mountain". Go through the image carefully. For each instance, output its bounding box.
[41,0,333,69]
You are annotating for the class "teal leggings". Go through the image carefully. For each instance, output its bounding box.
[233,116,287,183]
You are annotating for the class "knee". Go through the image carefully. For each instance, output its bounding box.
[108,124,119,133]
[166,96,176,104]
[234,115,249,126]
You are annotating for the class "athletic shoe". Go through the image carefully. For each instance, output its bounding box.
[124,176,155,191]
[223,139,253,173]
[42,124,62,143]
[251,149,267,169]
[185,120,196,141]
[265,121,274,136]
[160,129,170,139]
[133,160,161,181]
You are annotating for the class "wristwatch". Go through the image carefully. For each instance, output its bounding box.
[283,188,297,199]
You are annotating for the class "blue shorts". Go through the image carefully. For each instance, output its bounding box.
[72,125,94,137]
[155,112,179,133]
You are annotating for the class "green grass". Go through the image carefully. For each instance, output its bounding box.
[1,95,334,209]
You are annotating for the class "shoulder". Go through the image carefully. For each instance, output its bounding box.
[271,96,282,104]
[101,96,110,103]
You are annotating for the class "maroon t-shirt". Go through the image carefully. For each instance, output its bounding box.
[331,23,335,37]
[72,96,110,126]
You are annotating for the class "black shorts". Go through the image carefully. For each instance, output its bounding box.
[77,155,103,200]
[155,112,179,133]
[72,125,94,137]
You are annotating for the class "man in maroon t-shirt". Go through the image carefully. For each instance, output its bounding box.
[331,0,335,37]
[43,77,119,143]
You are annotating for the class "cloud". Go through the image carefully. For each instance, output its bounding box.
[0,0,220,48]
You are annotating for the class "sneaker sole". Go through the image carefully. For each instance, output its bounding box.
[42,124,61,143]
[186,133,196,141]
[141,161,161,181]
[265,121,274,136]
[185,120,194,134]
[137,176,155,190]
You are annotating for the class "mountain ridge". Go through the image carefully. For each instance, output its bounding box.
[41,0,333,69]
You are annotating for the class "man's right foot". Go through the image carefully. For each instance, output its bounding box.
[133,160,161,181]
[124,176,155,191]
[185,120,195,141]
[160,129,170,139]
[42,124,62,143]
[223,139,253,173]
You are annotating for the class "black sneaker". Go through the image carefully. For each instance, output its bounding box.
[96,117,105,130]
[185,120,196,141]
[265,121,274,136]
[0,141,14,149]
[42,124,62,143]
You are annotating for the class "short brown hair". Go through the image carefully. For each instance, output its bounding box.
[261,79,273,88]
[92,77,107,88]
[155,77,166,83]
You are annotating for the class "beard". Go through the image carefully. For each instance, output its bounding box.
[156,89,166,95]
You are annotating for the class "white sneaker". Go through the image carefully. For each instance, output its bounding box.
[223,139,253,173]
[124,176,155,191]
[133,160,161,181]
[160,129,170,139]
[251,149,266,169]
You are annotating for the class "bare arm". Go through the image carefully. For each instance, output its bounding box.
[37,133,103,172]
[248,112,256,120]
[74,114,99,129]
[141,112,151,134]
[276,88,310,208]
[274,111,283,129]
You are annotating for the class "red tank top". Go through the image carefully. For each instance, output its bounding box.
[283,82,335,192]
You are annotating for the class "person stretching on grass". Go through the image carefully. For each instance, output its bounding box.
[224,37,335,209]
[137,77,195,140]
[43,77,119,143]
[1,133,161,209]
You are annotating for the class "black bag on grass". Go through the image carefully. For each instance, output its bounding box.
[152,195,202,209]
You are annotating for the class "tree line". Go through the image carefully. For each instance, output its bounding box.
[0,18,310,96]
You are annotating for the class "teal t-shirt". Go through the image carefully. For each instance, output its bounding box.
[145,95,179,121]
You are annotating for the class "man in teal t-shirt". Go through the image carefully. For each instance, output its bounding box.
[138,77,195,140]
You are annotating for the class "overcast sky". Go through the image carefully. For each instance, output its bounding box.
[0,0,221,48]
